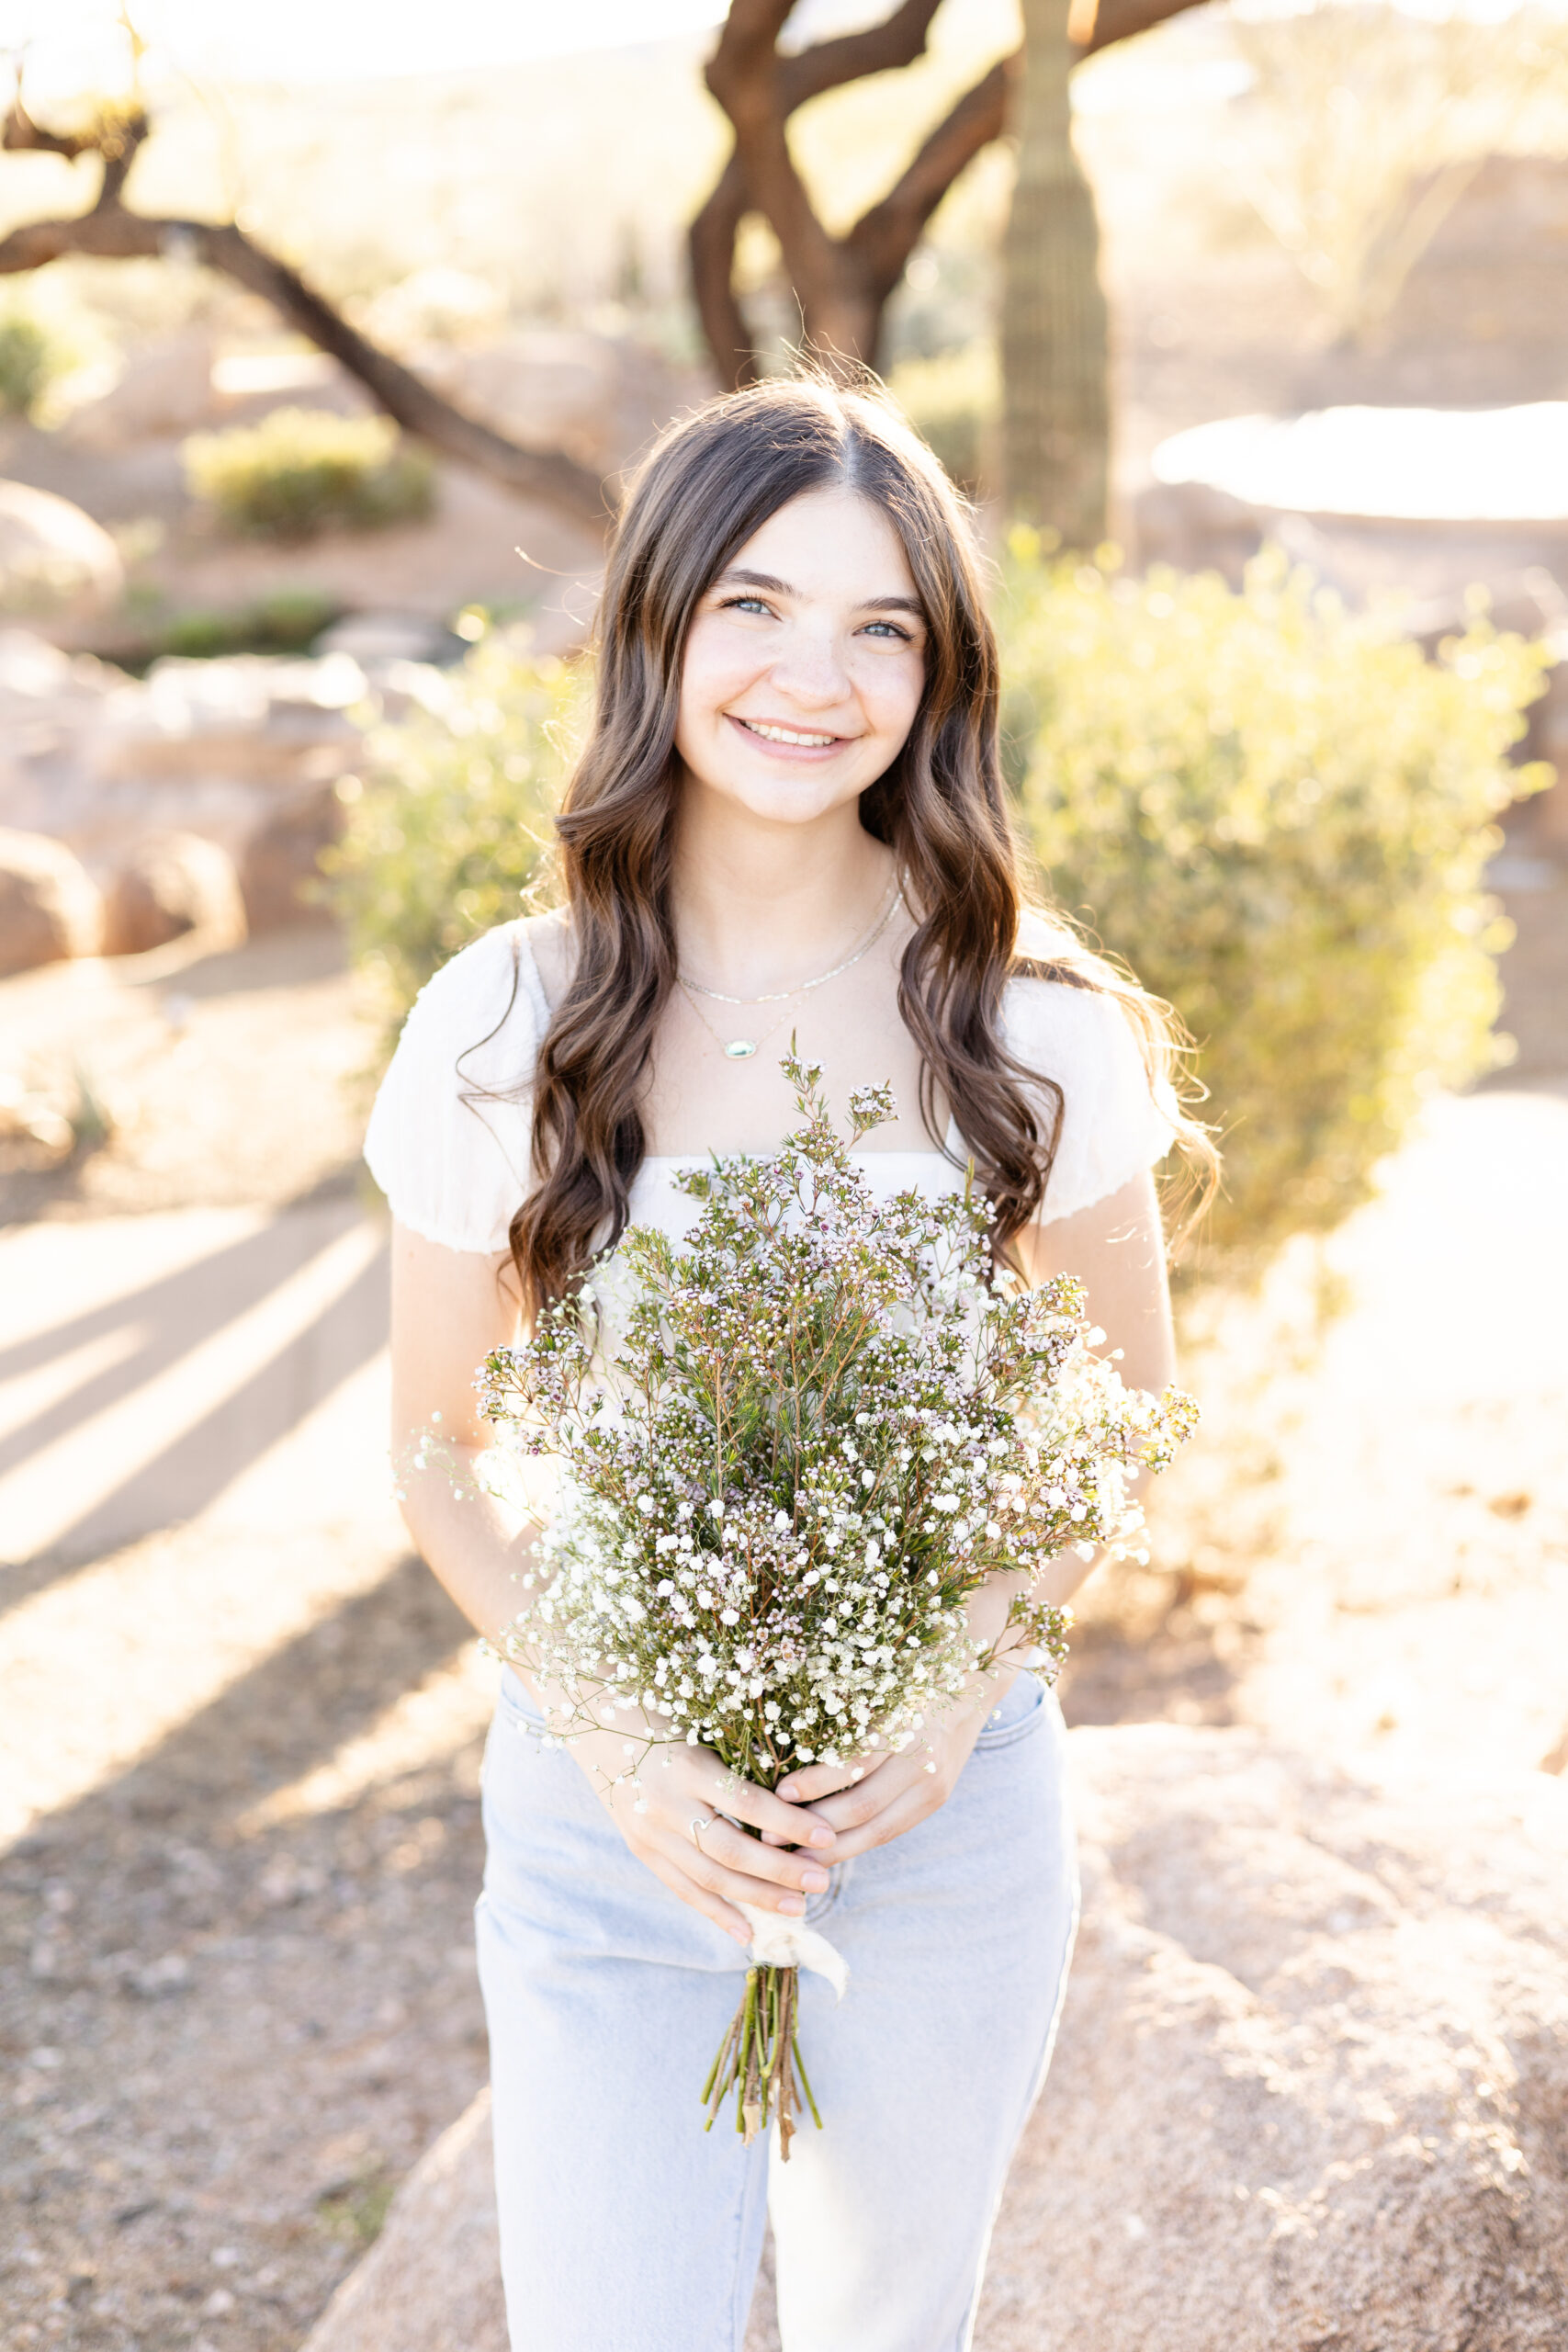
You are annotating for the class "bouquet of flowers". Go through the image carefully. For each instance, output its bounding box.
[477,1055,1196,2154]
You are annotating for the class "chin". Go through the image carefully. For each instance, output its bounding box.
[686,756,866,826]
[728,778,866,827]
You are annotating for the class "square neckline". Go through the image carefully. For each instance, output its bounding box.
[513,920,965,1170]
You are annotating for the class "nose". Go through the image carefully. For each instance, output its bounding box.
[765,624,854,711]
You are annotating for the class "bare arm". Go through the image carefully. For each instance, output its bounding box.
[1010,1166,1177,1607]
[389,1223,534,1639]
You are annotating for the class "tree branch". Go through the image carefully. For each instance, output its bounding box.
[2,96,104,163]
[0,201,611,528]
[691,0,1213,384]
[847,51,1016,306]
[95,107,151,209]
[693,0,947,386]
[705,6,860,367]
[705,0,796,104]
[690,150,762,391]
[774,0,944,108]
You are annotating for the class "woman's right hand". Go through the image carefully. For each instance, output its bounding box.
[566,1721,838,1946]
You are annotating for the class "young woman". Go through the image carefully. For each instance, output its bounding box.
[367,378,1199,2352]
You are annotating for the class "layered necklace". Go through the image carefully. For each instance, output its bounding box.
[678,873,904,1062]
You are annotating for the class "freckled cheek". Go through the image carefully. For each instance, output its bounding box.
[852,657,925,754]
[677,631,762,734]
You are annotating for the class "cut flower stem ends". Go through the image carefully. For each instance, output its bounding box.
[702,1963,819,2156]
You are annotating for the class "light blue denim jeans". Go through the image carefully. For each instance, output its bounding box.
[476,1665,1078,2352]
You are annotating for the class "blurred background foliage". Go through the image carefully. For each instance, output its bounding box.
[0,310,55,417]
[321,642,579,1037]
[999,544,1551,1261]
[183,407,436,540]
[887,343,998,493]
[0,279,115,422]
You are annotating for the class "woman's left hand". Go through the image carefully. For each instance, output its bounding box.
[768,1676,1012,1860]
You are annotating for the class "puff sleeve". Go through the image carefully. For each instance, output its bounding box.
[363,922,545,1254]
[1001,934,1179,1227]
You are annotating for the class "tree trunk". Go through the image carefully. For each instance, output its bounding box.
[1001,0,1110,548]
[697,1,1003,389]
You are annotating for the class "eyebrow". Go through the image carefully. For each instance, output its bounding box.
[716,567,925,620]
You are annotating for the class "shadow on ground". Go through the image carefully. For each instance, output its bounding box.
[2,1554,490,2352]
[1,1195,388,1609]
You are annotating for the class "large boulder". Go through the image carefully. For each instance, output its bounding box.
[88,653,365,789]
[238,777,344,933]
[1129,478,1265,585]
[979,1726,1568,2350]
[59,326,221,450]
[300,2089,781,2352]
[301,2095,507,2352]
[0,645,366,914]
[301,1727,1568,2352]
[99,831,247,958]
[0,481,123,626]
[0,828,101,973]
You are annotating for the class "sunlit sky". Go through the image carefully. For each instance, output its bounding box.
[0,0,1543,101]
[0,0,917,91]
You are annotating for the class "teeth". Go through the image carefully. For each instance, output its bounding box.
[739,718,838,748]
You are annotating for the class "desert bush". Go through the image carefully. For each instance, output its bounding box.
[322,636,579,1042]
[156,587,343,662]
[183,406,435,541]
[0,285,106,422]
[0,315,54,419]
[999,543,1551,1264]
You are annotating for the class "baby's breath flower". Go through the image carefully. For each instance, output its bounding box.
[475,1051,1197,1792]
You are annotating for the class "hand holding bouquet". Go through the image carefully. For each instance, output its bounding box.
[478,1056,1196,2154]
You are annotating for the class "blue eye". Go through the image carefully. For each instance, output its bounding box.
[720,595,773,616]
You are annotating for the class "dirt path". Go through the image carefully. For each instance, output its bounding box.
[0,927,378,1229]
[0,1182,498,2350]
[0,931,502,2351]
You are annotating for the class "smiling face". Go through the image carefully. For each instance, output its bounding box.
[672,485,928,831]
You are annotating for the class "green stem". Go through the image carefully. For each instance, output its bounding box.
[792,2017,823,2132]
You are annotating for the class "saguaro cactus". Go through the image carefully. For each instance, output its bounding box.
[1001,0,1111,548]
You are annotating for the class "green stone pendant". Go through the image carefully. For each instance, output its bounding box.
[724,1039,758,1059]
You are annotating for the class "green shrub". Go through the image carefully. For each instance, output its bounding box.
[183,406,435,541]
[889,343,998,492]
[322,636,580,1042]
[999,542,1551,1264]
[156,587,343,662]
[0,314,54,418]
[0,284,113,422]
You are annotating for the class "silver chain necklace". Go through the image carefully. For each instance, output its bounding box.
[677,876,904,1062]
[679,986,795,1065]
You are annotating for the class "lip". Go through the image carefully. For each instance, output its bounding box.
[725,712,857,762]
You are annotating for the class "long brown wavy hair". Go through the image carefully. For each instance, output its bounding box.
[509,375,1206,1317]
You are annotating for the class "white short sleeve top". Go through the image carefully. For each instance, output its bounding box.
[363,913,1178,1255]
